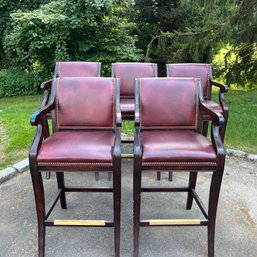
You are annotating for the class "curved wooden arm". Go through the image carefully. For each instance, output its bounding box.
[29,123,43,164]
[198,81,224,126]
[40,79,53,90]
[210,80,228,93]
[211,122,226,158]
[30,100,55,126]
[112,127,121,159]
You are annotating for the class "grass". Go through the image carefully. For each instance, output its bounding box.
[0,95,41,169]
[0,89,256,170]
[123,89,257,153]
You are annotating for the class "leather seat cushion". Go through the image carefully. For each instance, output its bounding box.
[37,131,115,165]
[141,130,217,164]
[120,98,135,115]
[202,100,223,120]
[203,100,223,113]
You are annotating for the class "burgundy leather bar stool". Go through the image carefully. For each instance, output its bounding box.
[39,61,103,180]
[112,62,157,121]
[41,61,101,109]
[133,77,226,257]
[112,63,171,180]
[29,77,121,257]
[166,63,229,142]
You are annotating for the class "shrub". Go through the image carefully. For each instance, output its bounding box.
[0,68,42,97]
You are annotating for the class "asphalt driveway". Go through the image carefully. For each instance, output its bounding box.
[0,156,256,257]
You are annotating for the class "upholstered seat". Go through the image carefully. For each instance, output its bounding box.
[37,131,115,166]
[120,98,135,115]
[202,100,223,113]
[141,130,217,165]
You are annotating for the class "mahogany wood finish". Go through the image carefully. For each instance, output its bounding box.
[166,63,229,142]
[29,77,121,257]
[133,77,226,257]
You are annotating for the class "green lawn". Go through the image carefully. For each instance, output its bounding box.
[0,89,256,170]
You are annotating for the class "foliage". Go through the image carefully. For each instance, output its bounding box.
[134,0,257,85]
[0,0,51,67]
[3,0,142,80]
[0,68,41,97]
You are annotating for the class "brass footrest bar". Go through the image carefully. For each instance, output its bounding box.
[45,220,114,227]
[121,153,134,158]
[140,219,208,226]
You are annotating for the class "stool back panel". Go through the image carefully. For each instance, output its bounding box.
[167,64,210,99]
[56,77,115,129]
[140,78,199,129]
[113,63,157,97]
[56,62,101,77]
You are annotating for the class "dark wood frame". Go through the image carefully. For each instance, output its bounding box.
[133,78,226,257]
[29,78,122,257]
[166,64,229,142]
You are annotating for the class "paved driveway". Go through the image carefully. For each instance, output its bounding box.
[0,156,256,257]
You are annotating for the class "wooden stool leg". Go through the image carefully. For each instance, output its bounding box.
[95,172,99,181]
[56,172,67,209]
[208,166,224,257]
[202,121,209,136]
[113,164,121,257]
[30,165,46,257]
[108,171,112,181]
[168,171,173,181]
[186,172,198,210]
[133,167,142,257]
[157,171,161,180]
[46,172,51,179]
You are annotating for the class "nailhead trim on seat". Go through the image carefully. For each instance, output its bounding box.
[142,161,216,166]
[38,162,113,166]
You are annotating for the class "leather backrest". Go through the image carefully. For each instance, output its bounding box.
[166,63,211,99]
[56,77,115,129]
[112,62,157,97]
[55,62,101,77]
[139,78,199,129]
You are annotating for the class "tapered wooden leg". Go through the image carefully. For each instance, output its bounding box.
[113,162,121,257]
[208,167,224,257]
[95,172,99,181]
[133,167,142,257]
[30,165,46,257]
[186,172,198,210]
[56,172,67,209]
[202,121,209,137]
[168,171,173,181]
[157,171,161,180]
[108,171,112,181]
